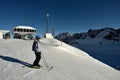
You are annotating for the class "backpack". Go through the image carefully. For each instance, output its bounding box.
[32,41,36,51]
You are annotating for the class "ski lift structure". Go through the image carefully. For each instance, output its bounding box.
[13,26,36,40]
[44,13,54,39]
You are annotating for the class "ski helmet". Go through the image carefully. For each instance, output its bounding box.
[35,35,40,39]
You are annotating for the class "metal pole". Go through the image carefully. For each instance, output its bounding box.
[46,13,49,33]
[41,53,53,71]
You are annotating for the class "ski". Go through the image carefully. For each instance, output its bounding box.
[30,65,42,69]
[22,64,42,69]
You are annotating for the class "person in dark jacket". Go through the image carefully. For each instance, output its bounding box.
[32,35,41,67]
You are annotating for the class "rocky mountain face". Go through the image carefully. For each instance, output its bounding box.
[55,27,120,44]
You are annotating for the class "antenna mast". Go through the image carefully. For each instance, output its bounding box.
[51,24,55,37]
[46,13,49,33]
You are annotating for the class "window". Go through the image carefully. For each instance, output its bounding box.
[30,29,31,32]
[24,29,26,32]
[14,28,17,31]
[17,28,20,32]
[27,29,29,32]
[20,29,22,32]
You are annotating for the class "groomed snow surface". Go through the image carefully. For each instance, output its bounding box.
[0,39,120,80]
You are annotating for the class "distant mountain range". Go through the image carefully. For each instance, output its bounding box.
[55,27,120,70]
[55,27,120,44]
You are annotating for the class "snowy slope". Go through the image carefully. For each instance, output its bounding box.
[0,39,120,80]
[72,38,120,70]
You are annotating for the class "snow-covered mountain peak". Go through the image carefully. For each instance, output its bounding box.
[95,27,116,39]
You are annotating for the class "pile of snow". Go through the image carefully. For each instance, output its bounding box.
[0,39,120,80]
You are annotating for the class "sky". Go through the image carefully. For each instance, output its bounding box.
[0,0,120,36]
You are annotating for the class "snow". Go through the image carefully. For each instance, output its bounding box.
[0,39,120,80]
[95,28,116,39]
[74,38,120,70]
[14,26,36,30]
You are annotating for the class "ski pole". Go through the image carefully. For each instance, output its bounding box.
[41,53,53,71]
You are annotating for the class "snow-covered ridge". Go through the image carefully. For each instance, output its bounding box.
[40,38,89,57]
[0,39,120,80]
[55,27,120,42]
[40,38,117,68]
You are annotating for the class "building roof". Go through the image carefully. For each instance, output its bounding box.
[0,30,10,33]
[14,26,36,30]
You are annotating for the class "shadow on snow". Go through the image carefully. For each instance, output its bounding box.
[0,55,31,66]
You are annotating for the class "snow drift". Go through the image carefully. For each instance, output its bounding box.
[0,39,120,80]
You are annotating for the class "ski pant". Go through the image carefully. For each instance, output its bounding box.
[33,52,41,66]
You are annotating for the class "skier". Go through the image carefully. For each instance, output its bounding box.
[32,35,41,67]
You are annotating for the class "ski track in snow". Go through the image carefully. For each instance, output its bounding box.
[1,63,12,73]
[22,69,35,77]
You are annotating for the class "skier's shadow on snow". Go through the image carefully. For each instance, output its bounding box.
[0,55,31,66]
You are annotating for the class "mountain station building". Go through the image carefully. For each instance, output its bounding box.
[13,26,36,40]
[0,30,10,39]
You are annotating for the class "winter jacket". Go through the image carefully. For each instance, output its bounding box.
[32,40,41,52]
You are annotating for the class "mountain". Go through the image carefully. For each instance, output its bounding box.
[55,27,120,70]
[55,27,120,43]
[0,39,120,80]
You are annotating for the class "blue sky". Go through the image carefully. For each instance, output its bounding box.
[0,0,120,36]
